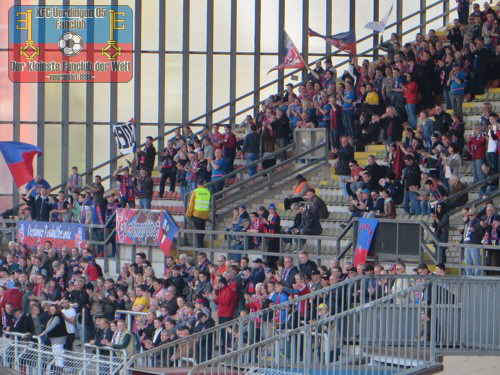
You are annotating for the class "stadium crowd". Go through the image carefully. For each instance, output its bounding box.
[1,2,500,369]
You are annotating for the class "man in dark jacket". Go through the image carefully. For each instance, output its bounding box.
[464,207,485,276]
[447,174,468,209]
[402,155,421,215]
[305,189,329,219]
[137,136,156,173]
[280,256,299,289]
[242,125,261,176]
[271,109,292,161]
[298,251,318,277]
[137,168,153,209]
[333,136,354,198]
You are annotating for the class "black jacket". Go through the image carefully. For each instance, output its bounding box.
[402,162,421,190]
[242,132,260,154]
[298,260,318,277]
[272,115,292,140]
[334,144,354,176]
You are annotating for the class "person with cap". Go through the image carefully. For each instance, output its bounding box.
[263,203,281,268]
[250,259,266,285]
[284,174,311,210]
[309,270,322,291]
[464,207,486,276]
[186,179,211,248]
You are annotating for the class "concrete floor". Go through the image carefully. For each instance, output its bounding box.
[442,356,500,374]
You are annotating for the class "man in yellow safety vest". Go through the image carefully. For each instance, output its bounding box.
[186,179,211,248]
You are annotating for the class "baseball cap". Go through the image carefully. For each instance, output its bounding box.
[318,303,328,310]
[253,258,263,264]
[468,207,477,215]
[321,274,329,280]
[238,204,246,210]
[311,270,320,275]
[268,203,276,210]
[295,174,304,180]
[362,189,371,193]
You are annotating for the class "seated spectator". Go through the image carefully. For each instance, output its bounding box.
[447,174,468,209]
[305,188,329,219]
[284,174,311,210]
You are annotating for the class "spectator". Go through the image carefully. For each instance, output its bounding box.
[158,140,177,196]
[221,125,237,173]
[136,168,153,209]
[207,149,226,195]
[464,207,485,276]
[284,174,310,210]
[305,188,329,219]
[136,136,156,173]
[402,155,421,215]
[242,125,261,177]
[333,136,355,198]
[447,174,469,209]
[25,176,51,197]
[113,166,137,208]
[298,251,318,277]
[66,166,82,195]
[467,125,487,184]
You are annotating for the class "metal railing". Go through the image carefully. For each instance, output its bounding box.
[210,139,329,227]
[188,281,439,375]
[0,332,127,375]
[122,275,500,374]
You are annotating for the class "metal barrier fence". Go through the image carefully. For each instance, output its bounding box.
[122,275,500,374]
[0,332,127,375]
[188,282,439,375]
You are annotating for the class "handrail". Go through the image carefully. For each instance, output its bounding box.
[186,279,434,375]
[27,0,456,204]
[123,275,365,368]
[440,171,500,206]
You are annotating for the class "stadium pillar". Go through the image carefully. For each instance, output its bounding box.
[302,0,309,81]
[110,0,118,176]
[278,0,285,93]
[61,0,70,189]
[325,0,332,56]
[85,0,94,184]
[229,0,237,127]
[420,0,427,35]
[373,0,379,59]
[37,0,46,182]
[134,0,142,143]
[206,0,214,127]
[253,0,261,120]
[396,0,403,38]
[158,0,166,152]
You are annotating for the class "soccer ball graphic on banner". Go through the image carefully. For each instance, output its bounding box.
[58,32,84,57]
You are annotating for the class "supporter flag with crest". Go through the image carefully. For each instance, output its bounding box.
[267,31,307,74]
[0,141,42,188]
[157,210,179,256]
[308,28,357,54]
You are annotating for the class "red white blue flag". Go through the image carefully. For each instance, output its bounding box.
[157,210,179,256]
[308,28,357,55]
[267,31,306,74]
[0,141,42,188]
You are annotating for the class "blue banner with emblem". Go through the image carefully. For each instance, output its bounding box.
[354,218,378,266]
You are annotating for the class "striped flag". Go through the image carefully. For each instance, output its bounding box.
[308,28,357,55]
[268,31,307,74]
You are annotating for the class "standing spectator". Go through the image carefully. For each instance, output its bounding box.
[60,299,77,351]
[25,176,51,197]
[85,175,105,221]
[467,125,487,184]
[486,113,499,172]
[403,72,419,129]
[467,38,490,96]
[340,80,356,136]
[213,277,236,352]
[136,136,156,173]
[280,256,299,289]
[137,168,153,209]
[210,124,225,150]
[207,149,226,195]
[381,106,404,144]
[402,155,421,215]
[333,136,355,198]
[159,140,177,196]
[431,203,450,263]
[448,63,466,117]
[263,204,281,268]
[456,0,470,25]
[113,166,136,208]
[271,108,292,161]
[186,179,211,248]
[36,305,68,372]
[260,119,277,172]
[221,125,237,173]
[464,207,485,276]
[242,125,260,177]
[66,166,82,195]
[298,251,317,277]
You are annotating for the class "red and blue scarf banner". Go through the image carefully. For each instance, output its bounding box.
[308,28,357,55]
[353,218,378,266]
[268,31,306,74]
[0,142,42,188]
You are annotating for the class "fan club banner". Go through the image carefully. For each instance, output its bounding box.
[16,221,86,251]
[113,119,136,155]
[116,208,178,251]
[8,5,133,83]
[353,218,379,266]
